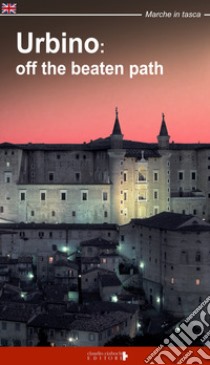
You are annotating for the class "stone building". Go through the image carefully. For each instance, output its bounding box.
[1,110,209,225]
[120,212,210,317]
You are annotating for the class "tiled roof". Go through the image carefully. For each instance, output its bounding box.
[131,212,194,231]
[83,301,139,315]
[82,268,112,275]
[70,311,129,332]
[54,260,78,270]
[80,237,118,248]
[131,212,210,232]
[28,313,75,329]
[81,257,100,264]
[99,274,121,287]
[0,303,37,322]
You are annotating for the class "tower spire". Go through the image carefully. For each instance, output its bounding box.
[157,113,170,149]
[112,107,122,135]
[159,113,169,136]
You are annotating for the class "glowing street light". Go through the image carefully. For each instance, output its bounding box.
[111,295,118,303]
[139,261,145,269]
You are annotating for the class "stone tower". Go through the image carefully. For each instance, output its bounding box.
[108,108,126,224]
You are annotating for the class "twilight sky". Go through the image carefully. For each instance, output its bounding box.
[0,0,210,143]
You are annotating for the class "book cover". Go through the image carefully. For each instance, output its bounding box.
[0,1,210,364]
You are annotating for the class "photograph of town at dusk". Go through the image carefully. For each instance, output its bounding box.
[0,0,210,354]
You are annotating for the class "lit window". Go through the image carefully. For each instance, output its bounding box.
[196,279,200,285]
[48,257,54,264]
[6,162,10,167]
[171,278,175,284]
[101,258,107,264]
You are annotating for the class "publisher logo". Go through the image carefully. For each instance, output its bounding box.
[87,351,128,362]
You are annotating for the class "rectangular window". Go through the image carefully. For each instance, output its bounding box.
[138,171,146,182]
[48,172,54,182]
[39,232,44,239]
[4,172,12,183]
[0,206,4,213]
[123,171,127,182]
[104,211,108,218]
[153,190,159,200]
[123,191,127,201]
[31,210,34,217]
[138,191,146,201]
[153,171,159,182]
[102,192,108,201]
[75,172,80,182]
[72,211,76,217]
[40,191,46,201]
[60,191,67,201]
[196,279,200,286]
[81,191,88,201]
[20,191,26,201]
[191,171,196,180]
[178,171,184,180]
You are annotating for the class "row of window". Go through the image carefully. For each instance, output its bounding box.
[18,209,109,220]
[123,171,160,183]
[178,171,197,180]
[170,278,201,285]
[20,191,109,202]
